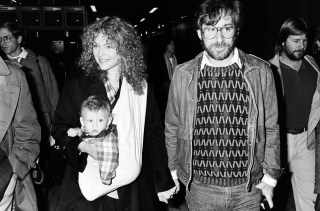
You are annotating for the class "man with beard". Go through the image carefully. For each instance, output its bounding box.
[165,0,282,210]
[269,18,320,211]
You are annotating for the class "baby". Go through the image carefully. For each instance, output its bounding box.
[68,95,119,186]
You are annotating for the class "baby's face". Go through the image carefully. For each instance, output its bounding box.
[81,108,110,136]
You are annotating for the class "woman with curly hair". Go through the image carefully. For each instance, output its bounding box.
[51,16,176,211]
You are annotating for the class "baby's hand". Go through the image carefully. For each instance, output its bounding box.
[67,128,82,137]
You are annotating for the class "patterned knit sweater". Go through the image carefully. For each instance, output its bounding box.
[193,63,250,187]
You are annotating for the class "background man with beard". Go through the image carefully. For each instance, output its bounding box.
[269,18,320,211]
[165,0,282,210]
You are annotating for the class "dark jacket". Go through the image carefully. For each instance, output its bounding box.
[165,49,283,191]
[51,71,174,211]
[19,49,60,120]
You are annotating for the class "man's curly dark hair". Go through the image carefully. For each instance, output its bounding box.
[78,16,147,95]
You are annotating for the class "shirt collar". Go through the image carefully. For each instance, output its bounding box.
[7,47,28,62]
[200,47,242,70]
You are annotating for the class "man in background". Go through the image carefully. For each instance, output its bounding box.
[0,22,59,210]
[0,54,40,210]
[151,37,178,123]
[269,18,320,211]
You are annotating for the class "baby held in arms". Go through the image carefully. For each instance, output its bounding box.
[67,95,119,187]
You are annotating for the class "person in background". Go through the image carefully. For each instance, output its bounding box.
[153,37,178,123]
[165,0,283,210]
[0,21,60,210]
[0,22,59,131]
[311,25,320,66]
[269,18,320,211]
[51,16,176,211]
[0,55,40,210]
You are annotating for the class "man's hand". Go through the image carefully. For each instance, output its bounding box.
[315,194,320,211]
[157,186,177,204]
[78,141,97,160]
[255,181,274,209]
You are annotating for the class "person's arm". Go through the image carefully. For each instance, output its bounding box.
[255,64,284,209]
[261,65,283,178]
[20,56,51,115]
[8,67,41,180]
[143,85,176,202]
[164,68,180,190]
[51,76,87,171]
[37,56,60,120]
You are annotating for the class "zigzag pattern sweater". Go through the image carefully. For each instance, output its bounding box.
[193,63,250,187]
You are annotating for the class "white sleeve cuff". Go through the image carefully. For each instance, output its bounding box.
[171,170,178,180]
[262,174,277,187]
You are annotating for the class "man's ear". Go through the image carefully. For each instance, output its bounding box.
[17,35,22,45]
[197,30,202,40]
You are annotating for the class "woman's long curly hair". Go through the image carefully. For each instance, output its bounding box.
[78,16,147,95]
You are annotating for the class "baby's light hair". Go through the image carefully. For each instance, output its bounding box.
[81,95,111,116]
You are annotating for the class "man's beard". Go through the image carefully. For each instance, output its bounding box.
[283,45,306,61]
[202,40,235,61]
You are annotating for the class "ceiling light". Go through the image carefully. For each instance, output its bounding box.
[149,7,158,14]
[90,5,97,12]
[134,25,137,27]
[140,18,145,22]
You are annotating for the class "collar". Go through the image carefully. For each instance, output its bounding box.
[200,47,242,70]
[7,47,28,62]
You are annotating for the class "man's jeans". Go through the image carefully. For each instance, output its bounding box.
[185,180,262,211]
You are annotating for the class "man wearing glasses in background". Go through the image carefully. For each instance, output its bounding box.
[165,0,283,210]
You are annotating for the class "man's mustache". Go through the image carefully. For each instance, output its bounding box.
[213,42,227,48]
[294,49,305,53]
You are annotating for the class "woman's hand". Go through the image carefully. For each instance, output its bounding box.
[78,141,98,160]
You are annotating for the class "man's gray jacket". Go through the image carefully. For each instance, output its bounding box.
[165,49,283,191]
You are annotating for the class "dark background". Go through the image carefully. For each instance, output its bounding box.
[0,0,320,66]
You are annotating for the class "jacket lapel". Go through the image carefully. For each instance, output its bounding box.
[0,58,20,143]
[0,85,20,143]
